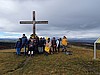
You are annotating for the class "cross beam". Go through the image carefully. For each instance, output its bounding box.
[20,11,48,37]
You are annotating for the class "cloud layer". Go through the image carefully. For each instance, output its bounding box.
[0,0,100,38]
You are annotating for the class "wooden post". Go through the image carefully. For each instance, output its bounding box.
[94,42,96,59]
[20,11,48,38]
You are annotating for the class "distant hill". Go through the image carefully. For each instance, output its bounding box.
[68,38,100,50]
[0,38,98,50]
[68,38,96,43]
[0,38,97,43]
[0,42,15,50]
[0,38,17,43]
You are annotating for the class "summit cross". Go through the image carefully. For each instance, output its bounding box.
[20,11,48,37]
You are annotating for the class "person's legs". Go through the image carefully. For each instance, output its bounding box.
[18,48,20,55]
[45,51,48,56]
[43,45,45,53]
[55,46,57,52]
[65,46,67,52]
[16,48,18,55]
[49,48,51,54]
[30,47,34,56]
[41,47,43,53]
[52,47,54,53]
[63,45,65,52]
[62,45,64,52]
[39,47,43,53]
[31,50,34,56]
[63,45,67,52]
[58,46,60,52]
[30,48,32,56]
[50,47,53,54]
[16,48,20,55]
[35,46,39,54]
[24,45,27,55]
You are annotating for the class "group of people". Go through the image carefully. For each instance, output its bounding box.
[15,34,68,56]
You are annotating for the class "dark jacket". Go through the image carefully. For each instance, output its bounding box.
[51,39,57,47]
[42,38,46,45]
[29,41,34,48]
[15,41,22,48]
[22,36,27,45]
[39,39,44,47]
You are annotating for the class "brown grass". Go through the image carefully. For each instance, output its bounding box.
[0,45,100,75]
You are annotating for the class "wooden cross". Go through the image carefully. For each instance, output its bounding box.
[20,11,48,37]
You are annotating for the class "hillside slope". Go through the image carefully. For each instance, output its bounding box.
[0,46,100,75]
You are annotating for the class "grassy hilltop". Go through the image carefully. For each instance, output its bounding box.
[0,46,100,75]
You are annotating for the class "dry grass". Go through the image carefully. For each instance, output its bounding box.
[0,46,100,75]
[0,48,25,52]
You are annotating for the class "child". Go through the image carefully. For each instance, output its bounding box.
[28,39,34,56]
[44,38,51,56]
[15,38,22,55]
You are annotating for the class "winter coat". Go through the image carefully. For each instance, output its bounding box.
[22,36,27,45]
[45,41,51,53]
[51,39,56,47]
[56,40,60,47]
[39,39,44,47]
[15,41,22,48]
[29,41,34,48]
[62,38,68,46]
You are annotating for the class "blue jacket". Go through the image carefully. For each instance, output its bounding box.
[15,41,22,48]
[22,36,27,45]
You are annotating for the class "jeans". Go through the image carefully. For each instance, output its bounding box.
[62,45,67,52]
[38,47,43,53]
[24,45,27,55]
[16,48,20,55]
[45,51,49,56]
[28,47,34,56]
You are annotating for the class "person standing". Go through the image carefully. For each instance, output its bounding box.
[62,36,68,52]
[15,38,22,55]
[42,37,46,52]
[38,37,44,53]
[51,37,57,53]
[28,38,34,56]
[21,34,28,55]
[44,38,51,56]
[35,36,39,54]
[56,39,60,53]
[59,38,62,48]
[32,37,39,54]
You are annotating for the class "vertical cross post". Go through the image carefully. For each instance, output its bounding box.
[20,11,48,38]
[33,11,35,37]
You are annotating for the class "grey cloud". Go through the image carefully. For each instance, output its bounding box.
[0,27,4,29]
[0,0,100,38]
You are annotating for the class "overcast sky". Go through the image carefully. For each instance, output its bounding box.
[0,0,100,38]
